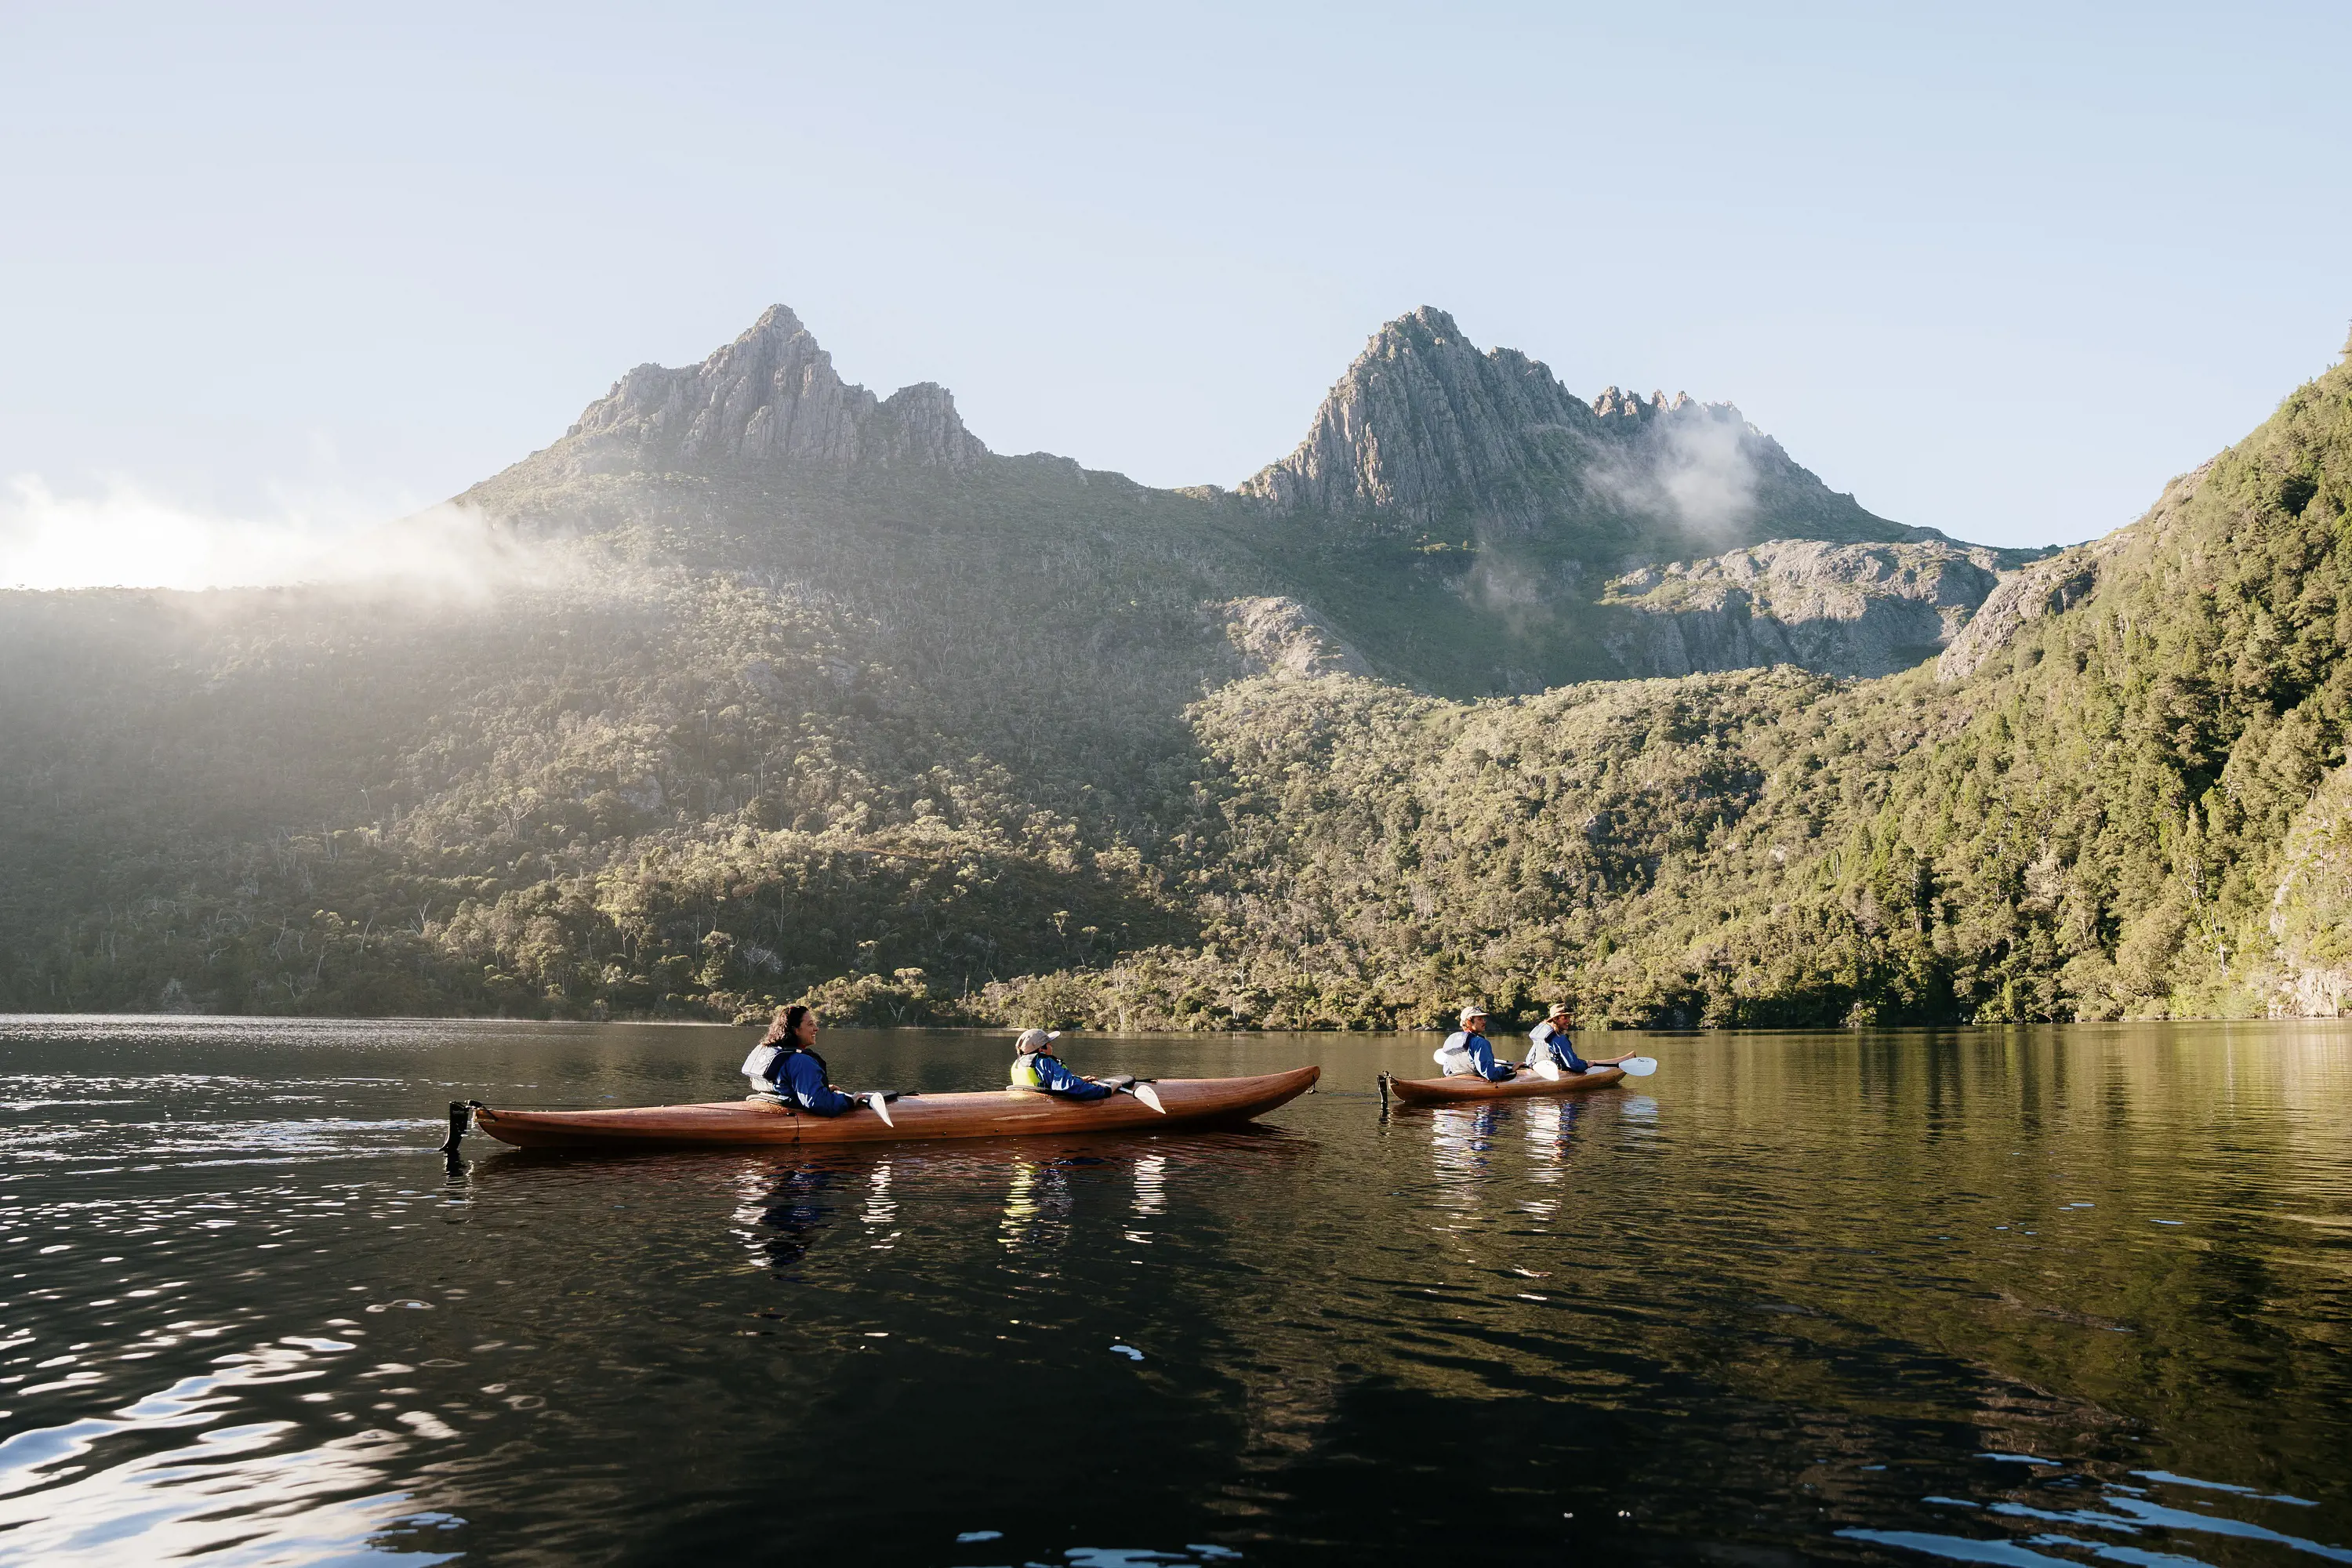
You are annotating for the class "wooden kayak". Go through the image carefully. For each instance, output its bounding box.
[1381,1065,1625,1105]
[468,1065,1319,1150]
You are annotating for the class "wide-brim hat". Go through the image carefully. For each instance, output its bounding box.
[1546,1000,1573,1018]
[1457,1004,1488,1025]
[1014,1027,1061,1053]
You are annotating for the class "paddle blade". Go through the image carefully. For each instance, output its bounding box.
[1131,1082,1167,1115]
[866,1092,896,1127]
[1618,1056,1659,1077]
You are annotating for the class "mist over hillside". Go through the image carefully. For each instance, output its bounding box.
[4,306,2342,1028]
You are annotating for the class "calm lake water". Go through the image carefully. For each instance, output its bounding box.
[0,1019,2347,1566]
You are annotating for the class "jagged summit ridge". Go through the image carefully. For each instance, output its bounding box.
[1236,307,1600,524]
[1236,307,1904,549]
[554,304,986,483]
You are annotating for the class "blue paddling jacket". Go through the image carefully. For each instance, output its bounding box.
[1011,1051,1112,1101]
[743,1044,858,1116]
[1524,1022,1592,1075]
[1434,1030,1515,1081]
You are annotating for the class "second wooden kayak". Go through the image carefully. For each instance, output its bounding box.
[1381,1065,1625,1105]
[469,1065,1320,1150]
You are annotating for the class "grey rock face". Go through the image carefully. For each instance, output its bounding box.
[1931,545,2106,681]
[1236,308,1922,554]
[1929,466,2216,682]
[1236,307,1602,527]
[1605,539,2007,679]
[1212,596,1370,681]
[555,305,985,484]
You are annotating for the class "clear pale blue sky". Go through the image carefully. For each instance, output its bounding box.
[3,1,2347,556]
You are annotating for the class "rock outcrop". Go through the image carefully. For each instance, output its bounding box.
[1604,539,2008,679]
[1930,544,2107,681]
[545,305,985,485]
[1929,466,2215,682]
[1212,596,1370,681]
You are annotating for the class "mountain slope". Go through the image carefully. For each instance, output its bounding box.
[16,302,2310,1028]
[1007,353,2352,1027]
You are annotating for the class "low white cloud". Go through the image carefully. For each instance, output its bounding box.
[1650,415,1760,535]
[1592,406,1762,541]
[0,476,545,595]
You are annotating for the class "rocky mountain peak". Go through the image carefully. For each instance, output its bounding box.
[548,305,986,485]
[1235,307,1600,526]
[1232,310,1893,556]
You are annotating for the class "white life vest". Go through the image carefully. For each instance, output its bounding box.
[741,1044,781,1092]
[1433,1030,1476,1075]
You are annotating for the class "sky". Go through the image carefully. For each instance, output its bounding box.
[2,0,2347,584]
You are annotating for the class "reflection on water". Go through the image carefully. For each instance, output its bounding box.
[862,1160,898,1250]
[1126,1153,1168,1248]
[1000,1158,1076,1254]
[1134,1153,1167,1218]
[1840,1460,2352,1566]
[0,1323,463,1563]
[1426,1103,1501,1219]
[734,1164,835,1272]
[0,1016,2347,1564]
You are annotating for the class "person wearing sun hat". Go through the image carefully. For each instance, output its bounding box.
[1523,1000,1636,1080]
[1432,1004,1515,1082]
[1008,1027,1114,1100]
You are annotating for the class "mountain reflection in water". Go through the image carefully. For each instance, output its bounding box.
[0,1018,2346,1566]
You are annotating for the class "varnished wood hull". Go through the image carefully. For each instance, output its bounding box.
[1384,1065,1625,1104]
[471,1065,1320,1149]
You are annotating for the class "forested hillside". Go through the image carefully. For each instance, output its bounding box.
[1026,354,2352,1028]
[3,307,2344,1027]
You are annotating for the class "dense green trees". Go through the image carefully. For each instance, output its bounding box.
[0,559,1196,1022]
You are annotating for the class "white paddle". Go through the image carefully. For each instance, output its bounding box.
[1617,1056,1658,1077]
[862,1091,896,1127]
[1123,1081,1167,1114]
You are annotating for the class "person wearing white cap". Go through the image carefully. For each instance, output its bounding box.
[1009,1027,1113,1101]
[1432,1004,1515,1082]
[1523,1000,1636,1080]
